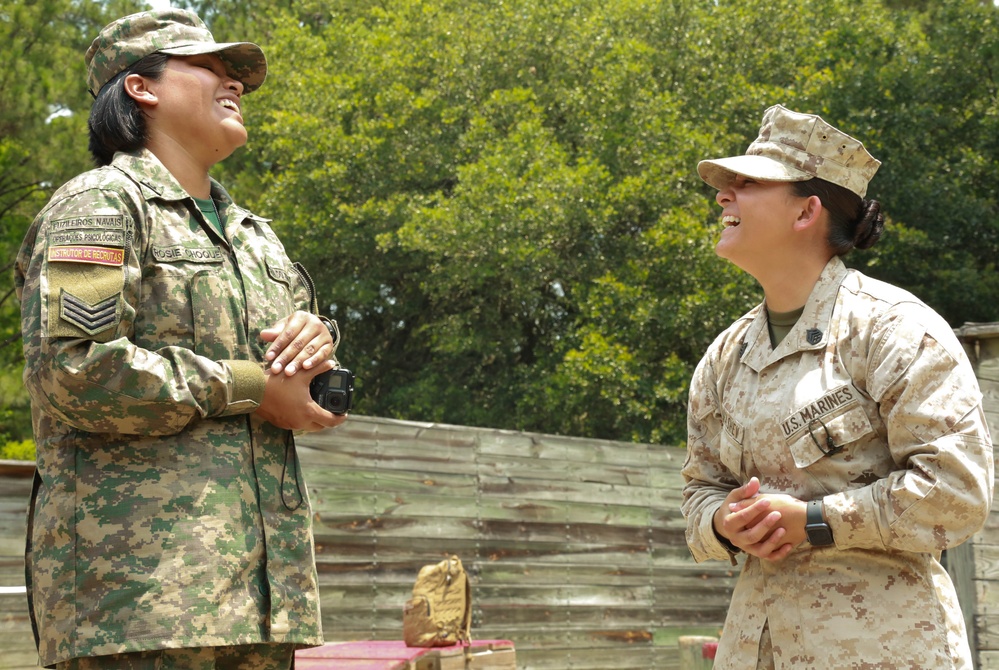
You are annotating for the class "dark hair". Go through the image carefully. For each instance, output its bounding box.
[87,53,169,167]
[791,178,884,256]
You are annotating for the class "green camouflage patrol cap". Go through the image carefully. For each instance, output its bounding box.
[85,9,267,97]
[697,104,881,198]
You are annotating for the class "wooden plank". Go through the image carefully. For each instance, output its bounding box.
[508,643,663,670]
[303,459,672,507]
[313,518,695,552]
[972,543,999,580]
[975,612,999,652]
[310,488,658,527]
[466,647,515,670]
[0,461,35,479]
[0,617,40,670]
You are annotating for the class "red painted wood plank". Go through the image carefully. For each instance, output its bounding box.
[295,640,516,664]
[296,659,409,670]
[297,640,429,661]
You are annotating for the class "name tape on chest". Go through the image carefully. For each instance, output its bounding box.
[781,385,857,439]
[48,245,124,266]
[152,245,223,263]
[723,413,745,445]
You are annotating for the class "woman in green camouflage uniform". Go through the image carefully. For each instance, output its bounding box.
[15,9,346,669]
[681,105,993,669]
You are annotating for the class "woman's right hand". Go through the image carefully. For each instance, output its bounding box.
[253,359,347,432]
[713,477,796,562]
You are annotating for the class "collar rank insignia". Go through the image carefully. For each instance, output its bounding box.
[806,328,822,345]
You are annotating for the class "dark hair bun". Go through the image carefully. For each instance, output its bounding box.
[853,199,884,250]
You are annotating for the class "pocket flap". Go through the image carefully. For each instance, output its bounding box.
[786,403,874,469]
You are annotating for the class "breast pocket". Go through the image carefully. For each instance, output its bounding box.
[190,269,247,361]
[785,402,875,469]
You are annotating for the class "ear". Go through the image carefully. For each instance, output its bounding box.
[123,73,158,108]
[791,195,823,232]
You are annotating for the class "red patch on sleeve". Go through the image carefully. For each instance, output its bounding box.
[48,245,124,266]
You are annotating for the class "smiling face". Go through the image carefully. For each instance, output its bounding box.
[712,176,808,279]
[144,53,248,166]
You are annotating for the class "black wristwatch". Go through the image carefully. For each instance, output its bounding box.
[805,499,834,546]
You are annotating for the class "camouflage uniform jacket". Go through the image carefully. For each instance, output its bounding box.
[681,257,993,670]
[15,149,324,667]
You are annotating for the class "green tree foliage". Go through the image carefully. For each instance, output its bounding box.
[2,0,998,449]
[241,0,755,443]
[787,0,999,324]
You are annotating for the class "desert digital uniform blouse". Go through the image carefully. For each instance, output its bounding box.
[682,256,994,669]
[15,149,326,667]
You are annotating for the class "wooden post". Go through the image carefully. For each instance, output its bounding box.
[678,636,717,670]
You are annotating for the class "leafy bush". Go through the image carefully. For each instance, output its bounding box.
[0,439,35,462]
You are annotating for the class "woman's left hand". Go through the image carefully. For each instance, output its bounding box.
[260,311,333,375]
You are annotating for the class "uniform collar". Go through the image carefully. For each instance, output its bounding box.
[111,148,190,201]
[741,256,849,372]
[110,148,262,223]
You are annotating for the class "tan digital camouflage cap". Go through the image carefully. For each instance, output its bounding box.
[85,9,267,97]
[697,104,881,198]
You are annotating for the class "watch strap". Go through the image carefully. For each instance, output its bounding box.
[806,499,834,546]
[319,316,341,355]
[807,499,824,525]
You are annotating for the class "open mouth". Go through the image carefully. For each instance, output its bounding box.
[723,215,741,227]
[218,98,240,113]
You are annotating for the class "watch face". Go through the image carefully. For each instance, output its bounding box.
[807,524,834,546]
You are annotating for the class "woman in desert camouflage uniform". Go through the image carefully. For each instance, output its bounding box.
[16,9,345,669]
[681,105,993,669]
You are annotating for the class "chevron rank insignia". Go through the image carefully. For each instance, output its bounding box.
[59,290,120,336]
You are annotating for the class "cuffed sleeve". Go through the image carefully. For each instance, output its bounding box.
[221,359,267,415]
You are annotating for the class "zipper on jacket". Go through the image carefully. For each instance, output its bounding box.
[292,262,319,315]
